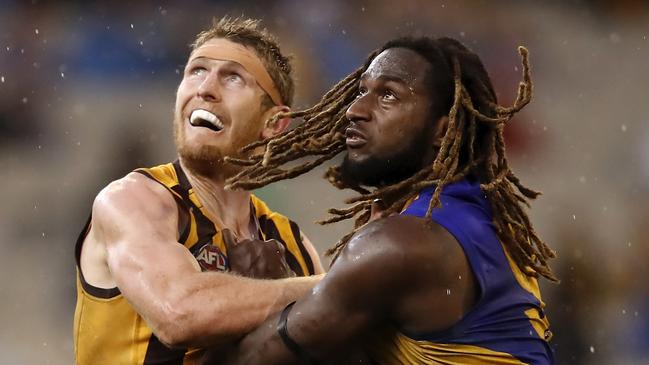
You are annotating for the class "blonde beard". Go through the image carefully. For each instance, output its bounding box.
[173,115,259,178]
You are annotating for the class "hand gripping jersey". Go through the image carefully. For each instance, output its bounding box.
[73,161,316,365]
[368,179,553,365]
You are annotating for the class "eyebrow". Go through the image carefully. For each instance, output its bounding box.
[360,72,408,85]
[187,58,252,76]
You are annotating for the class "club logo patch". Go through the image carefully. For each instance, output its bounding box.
[195,243,228,272]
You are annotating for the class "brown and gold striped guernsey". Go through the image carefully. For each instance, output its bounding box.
[74,161,315,365]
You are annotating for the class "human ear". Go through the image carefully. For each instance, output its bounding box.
[432,115,449,148]
[261,105,291,139]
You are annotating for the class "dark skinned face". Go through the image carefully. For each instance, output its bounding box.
[342,47,439,187]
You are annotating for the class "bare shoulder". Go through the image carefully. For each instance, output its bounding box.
[93,172,175,222]
[91,172,179,243]
[342,215,466,281]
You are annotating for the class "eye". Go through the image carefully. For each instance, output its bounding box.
[225,72,244,84]
[382,90,397,101]
[356,86,368,98]
[189,66,206,76]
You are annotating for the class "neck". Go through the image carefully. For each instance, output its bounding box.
[179,157,254,240]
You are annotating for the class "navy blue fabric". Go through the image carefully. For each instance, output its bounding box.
[401,179,554,364]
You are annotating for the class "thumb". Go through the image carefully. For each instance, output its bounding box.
[221,228,238,254]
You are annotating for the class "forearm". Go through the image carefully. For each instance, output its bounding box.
[163,273,323,347]
[219,283,375,365]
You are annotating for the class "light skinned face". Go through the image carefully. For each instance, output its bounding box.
[173,38,274,166]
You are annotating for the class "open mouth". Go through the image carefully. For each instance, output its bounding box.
[345,127,367,148]
[189,109,224,132]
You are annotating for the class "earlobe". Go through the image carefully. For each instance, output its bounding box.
[433,116,450,148]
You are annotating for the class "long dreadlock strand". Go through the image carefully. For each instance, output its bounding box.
[238,67,366,155]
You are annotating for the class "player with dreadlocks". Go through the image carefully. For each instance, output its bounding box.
[213,36,556,364]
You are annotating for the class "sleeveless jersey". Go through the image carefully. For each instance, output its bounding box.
[367,179,553,365]
[74,161,316,365]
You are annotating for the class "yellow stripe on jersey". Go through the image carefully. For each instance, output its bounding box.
[501,225,551,341]
[501,241,551,340]
[251,195,312,276]
[74,161,314,365]
[370,331,528,365]
[74,275,152,364]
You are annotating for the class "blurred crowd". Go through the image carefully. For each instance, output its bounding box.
[1,0,648,364]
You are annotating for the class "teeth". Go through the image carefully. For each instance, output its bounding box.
[190,109,224,130]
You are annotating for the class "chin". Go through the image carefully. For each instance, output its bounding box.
[176,140,224,163]
[341,151,422,188]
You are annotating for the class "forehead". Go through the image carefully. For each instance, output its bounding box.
[363,47,432,86]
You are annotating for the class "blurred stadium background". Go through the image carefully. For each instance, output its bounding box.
[1,0,648,364]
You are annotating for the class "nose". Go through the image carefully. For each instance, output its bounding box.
[196,70,222,102]
[345,93,371,123]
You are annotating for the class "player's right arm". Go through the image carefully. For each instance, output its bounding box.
[83,172,321,348]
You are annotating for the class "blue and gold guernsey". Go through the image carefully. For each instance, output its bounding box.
[367,179,553,365]
[73,161,316,365]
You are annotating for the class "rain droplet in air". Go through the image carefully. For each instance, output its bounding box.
[1,76,4,83]
[446,289,451,295]
[60,72,65,78]
[621,124,627,132]
[590,346,595,353]
[22,97,28,104]
[130,24,134,29]
[572,214,576,220]
[35,28,39,35]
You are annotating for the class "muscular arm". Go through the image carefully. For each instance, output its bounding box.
[219,215,475,364]
[88,173,321,348]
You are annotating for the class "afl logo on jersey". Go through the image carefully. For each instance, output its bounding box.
[195,243,228,272]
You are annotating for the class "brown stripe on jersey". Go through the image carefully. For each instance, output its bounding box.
[257,215,305,276]
[289,220,314,275]
[172,160,191,191]
[75,214,121,298]
[134,169,183,203]
[168,184,192,244]
[176,206,191,244]
[142,334,185,365]
[170,162,219,255]
[188,206,219,257]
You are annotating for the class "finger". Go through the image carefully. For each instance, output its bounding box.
[266,239,286,255]
[221,228,238,253]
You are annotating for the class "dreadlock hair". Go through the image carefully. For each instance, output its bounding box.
[226,36,558,282]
